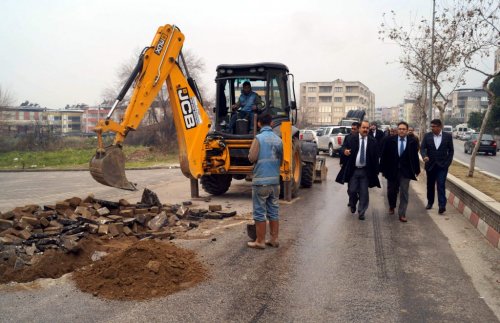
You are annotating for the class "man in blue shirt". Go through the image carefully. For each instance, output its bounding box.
[247,113,283,249]
[229,81,263,133]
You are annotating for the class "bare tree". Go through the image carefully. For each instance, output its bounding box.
[0,85,15,108]
[379,5,467,122]
[450,0,499,177]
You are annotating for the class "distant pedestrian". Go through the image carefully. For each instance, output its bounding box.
[408,126,420,150]
[247,113,283,249]
[336,120,381,220]
[369,121,385,144]
[420,119,454,214]
[380,121,421,222]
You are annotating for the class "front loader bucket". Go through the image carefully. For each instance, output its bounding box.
[89,145,137,191]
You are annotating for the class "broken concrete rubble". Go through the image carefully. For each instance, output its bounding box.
[0,189,238,275]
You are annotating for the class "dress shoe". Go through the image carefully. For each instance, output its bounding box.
[438,207,446,214]
[358,214,365,221]
[350,205,356,214]
[425,204,433,210]
[399,215,407,222]
[389,208,395,215]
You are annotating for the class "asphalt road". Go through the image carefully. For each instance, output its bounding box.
[453,138,500,176]
[0,160,499,322]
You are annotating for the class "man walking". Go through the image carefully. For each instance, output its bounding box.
[247,113,283,248]
[380,121,420,222]
[336,120,381,220]
[420,119,454,214]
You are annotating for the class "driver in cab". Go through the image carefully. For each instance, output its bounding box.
[229,81,263,133]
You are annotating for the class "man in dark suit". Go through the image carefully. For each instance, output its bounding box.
[369,122,385,144]
[340,122,360,208]
[380,121,421,222]
[420,119,454,214]
[336,120,381,220]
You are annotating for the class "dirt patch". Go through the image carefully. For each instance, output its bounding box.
[72,239,207,301]
[0,236,136,284]
[449,161,500,202]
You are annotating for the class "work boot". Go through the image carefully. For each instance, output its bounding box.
[265,220,279,248]
[247,221,266,249]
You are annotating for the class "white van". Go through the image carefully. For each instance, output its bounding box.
[453,124,469,139]
[443,125,453,133]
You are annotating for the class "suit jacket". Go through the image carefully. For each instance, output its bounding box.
[335,134,381,188]
[380,136,420,181]
[339,133,355,166]
[420,131,454,171]
[370,129,384,144]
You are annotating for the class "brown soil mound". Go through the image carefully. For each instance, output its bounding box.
[72,239,207,301]
[0,237,135,284]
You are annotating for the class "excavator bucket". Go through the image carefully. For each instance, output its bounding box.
[89,145,137,191]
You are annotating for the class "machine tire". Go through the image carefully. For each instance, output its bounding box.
[200,174,232,195]
[300,162,314,188]
[280,138,302,199]
[493,151,497,156]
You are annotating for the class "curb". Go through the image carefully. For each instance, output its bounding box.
[453,158,500,181]
[445,182,500,250]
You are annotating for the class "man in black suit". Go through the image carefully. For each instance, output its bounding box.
[369,122,385,144]
[380,121,421,222]
[420,119,454,214]
[336,120,381,220]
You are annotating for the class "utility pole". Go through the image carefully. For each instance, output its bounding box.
[429,0,436,127]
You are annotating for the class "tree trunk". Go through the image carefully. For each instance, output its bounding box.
[467,75,496,177]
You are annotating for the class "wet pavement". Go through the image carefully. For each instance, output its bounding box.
[0,158,499,322]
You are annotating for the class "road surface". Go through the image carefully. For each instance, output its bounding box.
[453,138,500,176]
[0,159,499,322]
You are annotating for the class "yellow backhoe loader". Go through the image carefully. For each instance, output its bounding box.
[89,24,319,201]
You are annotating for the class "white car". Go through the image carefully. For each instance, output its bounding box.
[299,129,319,144]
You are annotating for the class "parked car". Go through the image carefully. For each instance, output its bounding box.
[316,125,351,157]
[299,129,319,144]
[464,133,497,155]
[460,131,473,141]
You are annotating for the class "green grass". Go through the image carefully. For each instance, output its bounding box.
[0,146,178,170]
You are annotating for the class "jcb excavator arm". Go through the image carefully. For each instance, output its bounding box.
[90,24,211,190]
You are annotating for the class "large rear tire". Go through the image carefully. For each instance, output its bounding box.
[300,162,314,188]
[280,138,302,199]
[200,174,232,195]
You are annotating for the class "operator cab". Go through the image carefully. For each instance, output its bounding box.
[213,62,296,137]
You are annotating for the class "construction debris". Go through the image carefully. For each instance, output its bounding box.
[0,188,237,283]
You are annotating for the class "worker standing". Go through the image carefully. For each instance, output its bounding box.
[247,113,283,249]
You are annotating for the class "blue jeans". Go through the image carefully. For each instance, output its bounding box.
[252,184,280,222]
[426,166,448,208]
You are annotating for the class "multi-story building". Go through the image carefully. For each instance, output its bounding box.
[0,105,46,134]
[45,109,84,134]
[448,88,488,123]
[299,80,375,127]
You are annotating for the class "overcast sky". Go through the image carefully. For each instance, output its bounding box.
[0,0,493,109]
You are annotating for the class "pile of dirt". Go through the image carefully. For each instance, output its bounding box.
[73,239,207,300]
[0,236,135,284]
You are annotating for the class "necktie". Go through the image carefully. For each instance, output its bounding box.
[360,137,365,165]
[399,138,404,157]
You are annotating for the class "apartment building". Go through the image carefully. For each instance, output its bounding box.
[45,109,84,134]
[299,80,375,127]
[0,105,46,134]
[448,88,488,123]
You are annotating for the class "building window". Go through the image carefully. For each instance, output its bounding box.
[307,97,316,103]
[319,106,331,113]
[307,87,316,92]
[334,87,343,92]
[319,96,332,103]
[334,97,343,102]
[319,86,332,93]
[346,97,354,102]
